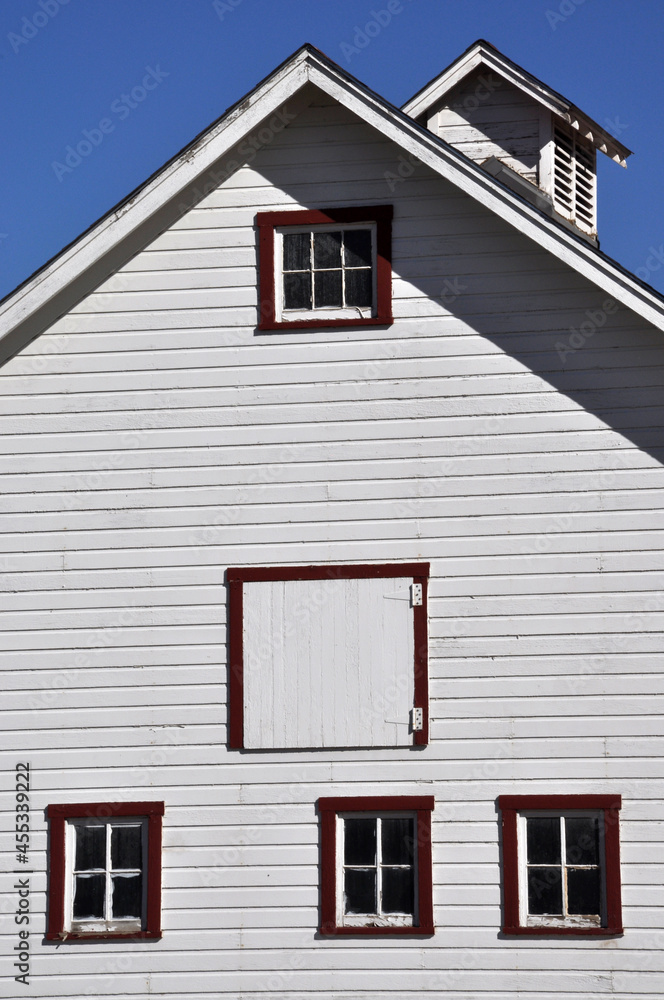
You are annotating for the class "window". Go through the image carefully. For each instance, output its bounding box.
[46,802,164,939]
[499,795,622,936]
[256,206,392,330]
[318,796,434,935]
[227,563,429,750]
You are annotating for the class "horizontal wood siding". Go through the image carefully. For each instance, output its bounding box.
[429,69,543,182]
[2,90,664,997]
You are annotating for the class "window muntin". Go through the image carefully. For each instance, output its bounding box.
[499,794,622,937]
[318,795,434,936]
[46,801,163,940]
[68,819,146,933]
[340,813,416,927]
[279,225,375,319]
[519,811,603,927]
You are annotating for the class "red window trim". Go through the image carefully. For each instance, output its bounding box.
[498,794,623,937]
[227,562,429,750]
[46,801,164,941]
[256,205,393,331]
[318,795,434,936]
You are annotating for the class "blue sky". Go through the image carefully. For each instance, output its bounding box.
[1,0,664,301]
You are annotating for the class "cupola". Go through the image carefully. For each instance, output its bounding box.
[403,40,632,244]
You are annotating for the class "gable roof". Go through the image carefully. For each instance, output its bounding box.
[402,38,632,167]
[1,42,663,366]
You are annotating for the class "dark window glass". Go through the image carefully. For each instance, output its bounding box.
[567,867,601,915]
[282,227,376,314]
[75,825,106,870]
[313,231,342,269]
[382,867,414,914]
[344,818,376,866]
[527,817,561,864]
[344,868,376,914]
[283,232,310,271]
[345,268,372,307]
[381,818,414,866]
[111,825,142,870]
[283,271,312,310]
[527,867,563,914]
[73,873,105,919]
[565,816,599,866]
[112,874,143,919]
[314,269,343,307]
[344,229,372,268]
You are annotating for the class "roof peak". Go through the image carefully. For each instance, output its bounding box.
[1,38,662,369]
[402,38,631,166]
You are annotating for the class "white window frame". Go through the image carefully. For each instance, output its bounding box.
[275,222,377,323]
[337,810,418,929]
[517,810,606,930]
[64,817,148,935]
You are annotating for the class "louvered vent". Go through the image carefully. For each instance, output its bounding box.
[553,124,596,235]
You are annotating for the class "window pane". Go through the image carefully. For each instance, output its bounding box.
[344,868,376,914]
[344,229,372,268]
[527,817,561,864]
[75,825,106,870]
[527,867,563,914]
[111,825,142,870]
[567,868,601,915]
[565,816,599,866]
[313,231,342,269]
[314,269,343,307]
[344,818,376,865]
[283,271,311,310]
[382,867,414,914]
[283,232,310,271]
[112,874,143,919]
[381,817,414,865]
[73,873,105,919]
[345,268,372,307]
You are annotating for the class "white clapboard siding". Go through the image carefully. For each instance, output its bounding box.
[1,86,664,1000]
[428,70,544,182]
[242,576,414,748]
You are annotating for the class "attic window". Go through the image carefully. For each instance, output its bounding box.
[282,227,373,314]
[553,124,596,235]
[256,206,393,331]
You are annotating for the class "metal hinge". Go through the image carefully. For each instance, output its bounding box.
[411,583,423,606]
[411,707,424,731]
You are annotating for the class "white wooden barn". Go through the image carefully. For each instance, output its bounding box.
[2,38,664,999]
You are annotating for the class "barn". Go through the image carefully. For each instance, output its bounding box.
[3,39,664,999]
